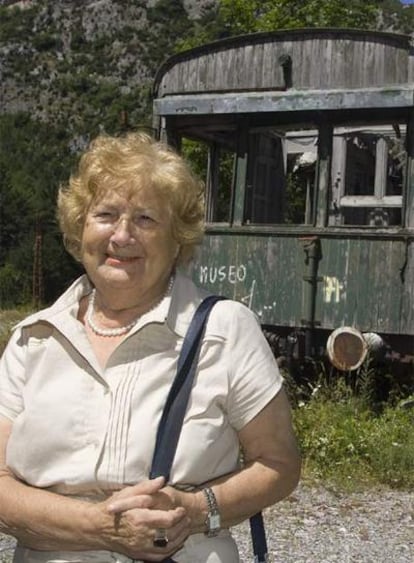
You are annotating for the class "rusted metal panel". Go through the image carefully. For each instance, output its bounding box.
[191,233,413,336]
[193,234,303,326]
[314,237,407,333]
[313,237,410,334]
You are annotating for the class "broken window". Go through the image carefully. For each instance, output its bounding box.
[244,128,315,225]
[182,137,234,224]
[207,144,234,223]
[184,123,405,229]
[330,125,405,227]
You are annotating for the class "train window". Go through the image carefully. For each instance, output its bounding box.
[182,138,234,223]
[330,125,405,227]
[245,132,285,224]
[207,144,234,223]
[344,135,376,197]
[341,207,402,226]
[183,124,405,228]
[244,129,315,225]
[285,133,316,225]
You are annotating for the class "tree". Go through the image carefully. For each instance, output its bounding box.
[0,113,81,306]
[176,0,414,50]
[139,0,194,72]
[219,0,380,32]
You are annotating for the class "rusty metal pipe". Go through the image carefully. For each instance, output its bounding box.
[326,327,386,370]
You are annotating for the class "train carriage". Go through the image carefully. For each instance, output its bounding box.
[152,28,414,370]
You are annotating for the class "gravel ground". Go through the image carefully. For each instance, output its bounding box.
[0,483,412,562]
[233,483,414,562]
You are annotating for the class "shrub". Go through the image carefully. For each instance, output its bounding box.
[0,263,30,308]
[293,381,414,490]
[33,32,59,51]
[364,406,414,488]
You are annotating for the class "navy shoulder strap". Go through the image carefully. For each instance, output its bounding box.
[150,295,225,481]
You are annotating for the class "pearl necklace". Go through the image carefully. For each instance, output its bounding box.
[86,277,174,337]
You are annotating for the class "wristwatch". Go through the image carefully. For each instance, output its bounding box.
[202,487,221,537]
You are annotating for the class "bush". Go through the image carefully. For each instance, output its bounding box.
[33,32,59,51]
[0,263,30,308]
[0,5,38,41]
[293,381,414,490]
[364,407,414,488]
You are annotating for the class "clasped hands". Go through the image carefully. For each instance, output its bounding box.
[101,476,192,561]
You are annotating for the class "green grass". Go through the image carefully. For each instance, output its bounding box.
[287,362,414,491]
[293,395,414,491]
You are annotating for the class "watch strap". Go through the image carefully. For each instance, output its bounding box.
[202,487,221,537]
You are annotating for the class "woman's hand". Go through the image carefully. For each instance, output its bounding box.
[107,477,174,511]
[107,480,192,512]
[98,477,191,560]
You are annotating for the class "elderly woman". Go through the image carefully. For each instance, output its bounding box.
[0,132,300,563]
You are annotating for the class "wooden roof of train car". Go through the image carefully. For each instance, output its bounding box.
[153,28,414,118]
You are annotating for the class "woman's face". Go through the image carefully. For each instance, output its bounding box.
[81,186,179,301]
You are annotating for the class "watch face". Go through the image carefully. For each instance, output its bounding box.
[209,513,221,530]
[207,512,221,537]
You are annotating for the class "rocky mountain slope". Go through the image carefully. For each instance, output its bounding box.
[0,0,216,130]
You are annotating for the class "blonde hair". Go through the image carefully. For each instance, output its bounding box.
[57,132,205,265]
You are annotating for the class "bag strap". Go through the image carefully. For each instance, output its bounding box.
[148,295,269,563]
[149,295,225,481]
[250,511,269,562]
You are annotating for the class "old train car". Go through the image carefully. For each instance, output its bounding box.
[152,28,414,370]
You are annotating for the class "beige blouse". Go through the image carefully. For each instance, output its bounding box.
[0,272,282,563]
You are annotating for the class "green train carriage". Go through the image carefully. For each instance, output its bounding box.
[152,28,414,371]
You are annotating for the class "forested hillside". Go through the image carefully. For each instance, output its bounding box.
[0,0,217,305]
[1,0,414,306]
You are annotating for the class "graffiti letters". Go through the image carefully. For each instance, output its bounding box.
[199,264,247,285]
[323,276,344,303]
